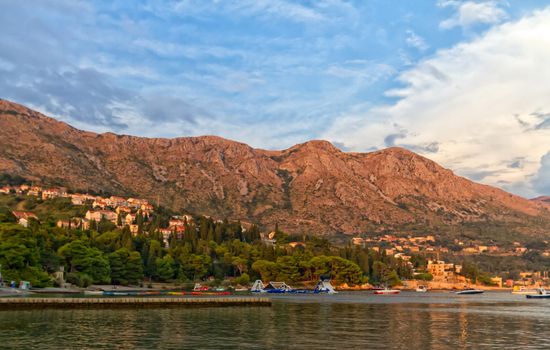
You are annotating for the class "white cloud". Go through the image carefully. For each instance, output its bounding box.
[439,1,508,30]
[405,30,429,51]
[324,7,550,197]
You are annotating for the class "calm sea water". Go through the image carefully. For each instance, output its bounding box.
[0,292,548,349]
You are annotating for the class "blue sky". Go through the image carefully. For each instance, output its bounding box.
[1,0,550,197]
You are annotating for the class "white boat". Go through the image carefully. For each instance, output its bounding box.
[526,288,550,299]
[314,279,338,294]
[455,288,484,295]
[511,286,539,295]
[374,288,400,295]
[415,285,428,292]
[84,290,104,295]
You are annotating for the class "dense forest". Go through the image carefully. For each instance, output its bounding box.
[0,195,417,288]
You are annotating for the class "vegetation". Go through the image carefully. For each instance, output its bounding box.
[0,195,417,288]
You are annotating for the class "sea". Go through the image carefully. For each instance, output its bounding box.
[0,292,548,349]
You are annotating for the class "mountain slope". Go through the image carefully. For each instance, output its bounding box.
[1,99,549,235]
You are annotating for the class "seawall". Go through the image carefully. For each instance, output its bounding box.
[0,297,272,309]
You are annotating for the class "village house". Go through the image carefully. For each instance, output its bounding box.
[141,203,154,212]
[288,242,306,248]
[116,206,132,214]
[19,184,30,191]
[27,186,42,196]
[70,194,90,205]
[85,210,117,223]
[0,186,11,194]
[12,211,38,227]
[515,247,528,254]
[129,224,139,236]
[56,218,84,229]
[41,188,67,200]
[426,260,463,282]
[352,237,365,246]
[107,196,127,207]
[92,199,108,209]
[125,213,136,225]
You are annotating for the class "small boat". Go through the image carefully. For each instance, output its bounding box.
[512,286,539,295]
[193,283,209,292]
[415,285,428,293]
[313,279,338,294]
[526,288,550,299]
[455,288,484,295]
[234,287,249,292]
[374,288,400,295]
[84,290,104,295]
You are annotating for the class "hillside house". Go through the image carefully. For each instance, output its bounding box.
[12,211,38,227]
[27,186,42,196]
[85,210,117,223]
[125,213,136,225]
[42,188,67,200]
[0,186,11,194]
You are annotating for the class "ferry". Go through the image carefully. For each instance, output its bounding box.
[526,288,550,299]
[374,288,400,295]
[455,288,484,295]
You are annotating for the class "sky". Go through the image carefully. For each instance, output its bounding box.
[1,0,550,198]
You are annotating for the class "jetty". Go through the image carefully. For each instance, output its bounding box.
[0,297,271,309]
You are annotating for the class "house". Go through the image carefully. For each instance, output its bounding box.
[27,186,42,197]
[462,247,478,254]
[352,237,365,246]
[288,242,306,248]
[0,186,11,194]
[490,276,503,287]
[42,188,67,200]
[12,211,38,227]
[427,260,459,281]
[70,194,89,205]
[515,247,528,254]
[169,219,186,228]
[107,196,127,207]
[141,203,154,212]
[116,206,132,214]
[85,210,117,223]
[129,224,140,236]
[19,184,30,191]
[125,213,136,225]
[477,245,488,253]
[92,199,108,209]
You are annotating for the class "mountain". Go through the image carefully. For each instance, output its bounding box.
[1,99,549,236]
[532,196,550,205]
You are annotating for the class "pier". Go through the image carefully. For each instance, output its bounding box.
[0,297,272,309]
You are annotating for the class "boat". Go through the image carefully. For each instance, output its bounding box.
[374,288,400,295]
[84,290,104,295]
[526,288,550,299]
[415,285,428,293]
[313,279,338,294]
[512,286,539,295]
[193,283,209,292]
[455,288,484,295]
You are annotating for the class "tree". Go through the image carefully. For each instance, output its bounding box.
[156,255,175,282]
[58,240,110,284]
[126,251,144,285]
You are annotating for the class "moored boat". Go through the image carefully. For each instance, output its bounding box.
[526,288,550,299]
[415,285,428,293]
[374,288,400,295]
[512,286,539,295]
[455,288,484,295]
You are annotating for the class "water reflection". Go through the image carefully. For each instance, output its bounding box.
[0,293,548,349]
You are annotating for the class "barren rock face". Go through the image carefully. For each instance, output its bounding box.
[1,99,549,235]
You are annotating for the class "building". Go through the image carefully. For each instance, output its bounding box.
[85,210,117,223]
[0,186,11,194]
[12,211,38,227]
[125,213,136,225]
[129,224,140,236]
[42,188,67,200]
[27,186,42,197]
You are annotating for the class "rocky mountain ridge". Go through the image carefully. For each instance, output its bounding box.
[1,99,549,235]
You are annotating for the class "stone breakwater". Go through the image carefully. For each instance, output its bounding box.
[0,297,272,309]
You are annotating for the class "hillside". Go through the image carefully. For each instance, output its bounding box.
[1,99,549,236]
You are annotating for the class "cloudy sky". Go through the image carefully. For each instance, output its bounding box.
[1,0,549,197]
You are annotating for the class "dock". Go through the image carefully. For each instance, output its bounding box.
[0,297,272,309]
